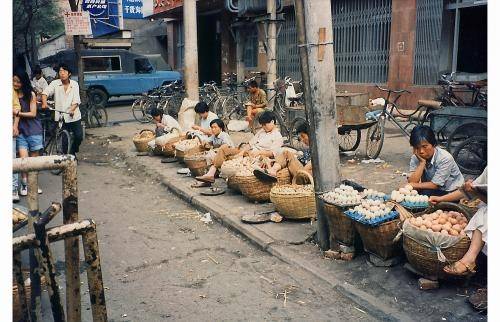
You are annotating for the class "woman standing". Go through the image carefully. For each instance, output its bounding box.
[13,69,43,196]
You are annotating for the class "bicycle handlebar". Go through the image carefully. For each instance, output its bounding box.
[375,85,411,94]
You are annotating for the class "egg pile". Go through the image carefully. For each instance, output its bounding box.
[174,139,200,152]
[362,189,387,200]
[272,185,314,195]
[321,185,362,206]
[408,210,468,236]
[391,184,429,207]
[352,199,393,219]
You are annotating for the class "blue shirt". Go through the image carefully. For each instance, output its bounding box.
[409,147,464,192]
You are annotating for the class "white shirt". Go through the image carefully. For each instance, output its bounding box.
[161,115,181,133]
[200,111,218,130]
[43,79,81,123]
[32,76,48,94]
[249,128,284,157]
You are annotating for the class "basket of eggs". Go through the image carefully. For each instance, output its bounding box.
[402,202,472,279]
[133,129,155,152]
[270,170,316,220]
[174,138,203,163]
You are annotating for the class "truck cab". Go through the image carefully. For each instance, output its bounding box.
[39,49,182,106]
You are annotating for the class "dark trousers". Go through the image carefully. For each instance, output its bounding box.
[63,120,83,154]
[418,188,450,197]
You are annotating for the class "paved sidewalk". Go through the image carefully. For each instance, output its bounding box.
[86,122,485,321]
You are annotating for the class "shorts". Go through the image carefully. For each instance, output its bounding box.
[17,134,44,152]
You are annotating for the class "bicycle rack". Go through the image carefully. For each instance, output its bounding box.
[13,155,108,322]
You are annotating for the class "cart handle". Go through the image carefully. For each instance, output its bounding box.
[375,85,411,94]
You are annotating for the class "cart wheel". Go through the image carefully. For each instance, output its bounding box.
[365,119,385,159]
[452,136,487,175]
[446,123,487,154]
[338,129,361,152]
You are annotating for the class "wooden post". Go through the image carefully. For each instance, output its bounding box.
[294,0,341,250]
[27,171,42,321]
[183,0,200,100]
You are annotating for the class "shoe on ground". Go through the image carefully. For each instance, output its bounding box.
[12,191,20,203]
[20,185,28,196]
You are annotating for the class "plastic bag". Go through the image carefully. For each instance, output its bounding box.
[227,120,249,132]
[178,98,198,132]
[402,220,464,262]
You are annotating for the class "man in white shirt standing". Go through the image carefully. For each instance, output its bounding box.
[41,63,83,157]
[31,66,48,96]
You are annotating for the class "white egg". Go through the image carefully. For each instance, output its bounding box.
[411,190,418,196]
[396,196,404,203]
[373,200,381,206]
[404,184,413,191]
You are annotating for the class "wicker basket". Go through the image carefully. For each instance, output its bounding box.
[133,129,155,152]
[227,175,241,193]
[323,202,356,246]
[403,202,472,279]
[270,171,316,219]
[354,219,403,260]
[174,138,203,163]
[185,153,210,177]
[159,135,185,157]
[236,169,291,202]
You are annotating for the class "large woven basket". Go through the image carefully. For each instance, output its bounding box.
[270,171,316,219]
[236,169,291,202]
[133,129,155,152]
[355,219,403,260]
[175,138,203,163]
[159,135,185,157]
[227,175,241,193]
[323,202,356,246]
[403,202,472,279]
[185,153,209,177]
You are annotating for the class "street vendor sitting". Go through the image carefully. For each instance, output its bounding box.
[245,80,267,124]
[253,122,312,182]
[202,119,234,149]
[406,125,464,196]
[195,111,283,184]
[190,101,218,137]
[148,107,181,149]
[429,167,487,310]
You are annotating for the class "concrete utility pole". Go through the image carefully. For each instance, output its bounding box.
[266,0,277,106]
[236,29,245,87]
[68,0,87,104]
[294,0,341,250]
[183,0,200,101]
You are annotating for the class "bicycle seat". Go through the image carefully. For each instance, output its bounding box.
[417,99,442,109]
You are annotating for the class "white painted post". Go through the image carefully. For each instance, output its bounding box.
[183,0,199,101]
[266,0,277,107]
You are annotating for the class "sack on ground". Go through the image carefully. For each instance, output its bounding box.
[227,120,249,132]
[178,98,198,132]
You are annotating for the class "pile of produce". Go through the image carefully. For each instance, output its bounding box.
[174,138,200,152]
[408,209,468,236]
[271,185,313,194]
[390,184,429,208]
[321,184,362,206]
[362,189,387,200]
[135,130,154,140]
[13,208,27,225]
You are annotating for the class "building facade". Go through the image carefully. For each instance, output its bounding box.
[149,0,487,107]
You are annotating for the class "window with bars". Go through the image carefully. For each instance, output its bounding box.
[277,10,301,80]
[243,26,258,68]
[413,0,444,85]
[176,22,184,69]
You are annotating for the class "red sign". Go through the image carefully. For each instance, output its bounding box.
[153,0,183,15]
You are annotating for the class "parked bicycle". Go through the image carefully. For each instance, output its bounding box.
[80,100,108,128]
[42,105,73,175]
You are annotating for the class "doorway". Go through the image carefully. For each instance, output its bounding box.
[198,14,221,85]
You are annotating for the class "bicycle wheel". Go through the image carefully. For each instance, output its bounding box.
[158,97,170,114]
[223,97,245,120]
[365,119,385,159]
[338,128,361,152]
[88,105,108,128]
[452,136,487,175]
[166,93,185,118]
[50,130,72,175]
[132,98,152,123]
[287,117,308,151]
[446,123,487,154]
[213,97,224,117]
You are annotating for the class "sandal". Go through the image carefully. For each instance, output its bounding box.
[469,288,487,311]
[443,260,476,276]
[195,175,215,184]
[253,169,277,182]
[191,182,212,188]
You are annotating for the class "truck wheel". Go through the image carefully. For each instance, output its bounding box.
[88,88,108,107]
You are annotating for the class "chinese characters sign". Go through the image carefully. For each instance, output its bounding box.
[153,0,183,15]
[123,0,143,19]
[63,11,92,36]
[82,0,109,18]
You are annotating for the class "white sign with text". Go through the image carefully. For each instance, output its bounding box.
[63,11,92,36]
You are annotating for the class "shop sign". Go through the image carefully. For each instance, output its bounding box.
[123,0,144,19]
[153,0,183,15]
[63,11,92,36]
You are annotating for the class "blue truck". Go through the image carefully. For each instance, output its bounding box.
[39,49,182,106]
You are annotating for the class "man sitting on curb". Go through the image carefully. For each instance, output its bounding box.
[254,122,312,182]
[245,80,267,125]
[195,111,283,184]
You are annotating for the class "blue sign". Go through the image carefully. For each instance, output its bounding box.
[123,0,143,19]
[82,0,109,18]
[82,0,121,37]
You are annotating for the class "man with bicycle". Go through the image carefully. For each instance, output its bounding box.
[41,63,83,158]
